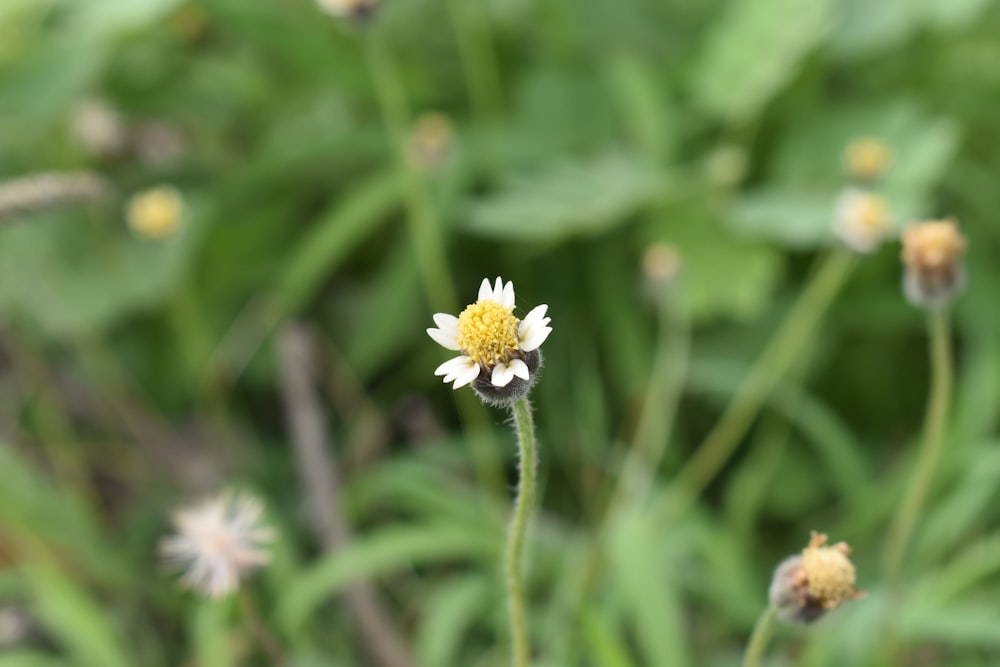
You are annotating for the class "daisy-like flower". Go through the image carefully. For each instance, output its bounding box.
[834,187,890,254]
[427,277,552,403]
[126,185,184,240]
[159,491,273,599]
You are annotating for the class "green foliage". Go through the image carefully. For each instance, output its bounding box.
[2,0,999,664]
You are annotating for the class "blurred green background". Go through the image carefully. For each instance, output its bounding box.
[2,0,1000,665]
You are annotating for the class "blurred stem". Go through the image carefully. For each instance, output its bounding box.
[238,588,290,667]
[506,396,538,667]
[365,27,503,497]
[364,28,455,314]
[882,309,953,584]
[742,606,777,667]
[662,247,853,518]
[613,282,689,509]
[445,0,504,123]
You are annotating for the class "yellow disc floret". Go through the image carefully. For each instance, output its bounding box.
[456,300,520,368]
[802,532,860,609]
[127,186,184,240]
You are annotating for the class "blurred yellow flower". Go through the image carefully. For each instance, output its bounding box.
[844,137,891,181]
[126,185,184,240]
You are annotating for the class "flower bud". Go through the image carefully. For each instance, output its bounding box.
[317,0,378,22]
[642,243,682,287]
[844,137,890,182]
[768,532,864,624]
[901,219,967,310]
[407,112,454,172]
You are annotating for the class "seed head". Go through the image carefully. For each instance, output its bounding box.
[901,219,967,310]
[769,531,864,624]
[160,491,274,598]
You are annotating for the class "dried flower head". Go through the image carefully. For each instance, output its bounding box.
[769,531,864,624]
[834,188,890,254]
[317,0,378,21]
[901,219,967,310]
[427,277,552,404]
[407,112,454,171]
[160,491,273,598]
[126,185,184,240]
[844,137,890,182]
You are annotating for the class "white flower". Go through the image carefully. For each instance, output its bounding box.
[834,187,890,254]
[316,0,377,19]
[427,277,552,390]
[160,491,273,598]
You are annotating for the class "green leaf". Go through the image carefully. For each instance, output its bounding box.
[23,565,131,667]
[463,153,664,243]
[277,524,496,635]
[691,0,833,123]
[607,512,691,667]
[416,576,491,667]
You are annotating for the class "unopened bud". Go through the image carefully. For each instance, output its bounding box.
[642,243,682,286]
[407,112,454,172]
[901,219,967,310]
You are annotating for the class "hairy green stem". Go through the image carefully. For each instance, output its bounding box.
[742,606,777,667]
[661,247,853,518]
[882,309,953,583]
[506,396,538,667]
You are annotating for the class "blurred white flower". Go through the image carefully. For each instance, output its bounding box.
[160,491,273,598]
[834,187,890,254]
[126,185,184,240]
[427,277,552,390]
[316,0,378,20]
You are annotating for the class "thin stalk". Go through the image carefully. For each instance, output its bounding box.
[660,247,854,518]
[238,588,290,667]
[742,606,777,667]
[364,27,504,497]
[882,309,953,584]
[613,284,689,510]
[364,28,455,314]
[506,396,539,667]
[445,0,504,124]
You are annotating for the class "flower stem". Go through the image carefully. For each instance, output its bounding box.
[882,309,953,585]
[445,0,504,124]
[742,606,777,667]
[506,396,538,667]
[238,588,290,667]
[614,283,689,509]
[663,247,853,517]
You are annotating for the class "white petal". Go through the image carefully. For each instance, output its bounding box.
[478,278,493,303]
[509,358,529,380]
[427,313,460,350]
[450,362,481,389]
[518,304,552,351]
[434,356,480,389]
[491,362,515,387]
[500,280,515,308]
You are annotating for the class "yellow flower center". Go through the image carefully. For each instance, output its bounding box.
[855,194,888,231]
[456,300,519,368]
[802,532,858,608]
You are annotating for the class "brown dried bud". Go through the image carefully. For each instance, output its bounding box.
[901,219,967,310]
[769,532,864,624]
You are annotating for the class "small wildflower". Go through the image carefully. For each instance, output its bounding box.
[159,491,273,598]
[126,185,184,240]
[642,243,682,286]
[317,0,378,21]
[844,137,890,182]
[427,277,552,405]
[71,99,127,158]
[901,219,967,310]
[407,112,454,172]
[769,531,864,624]
[834,187,890,254]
